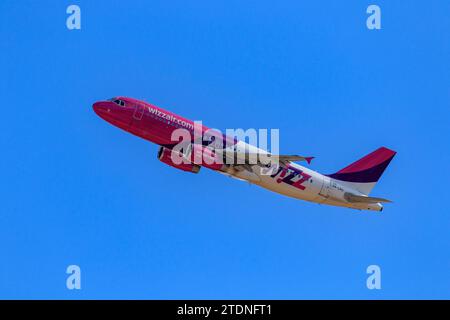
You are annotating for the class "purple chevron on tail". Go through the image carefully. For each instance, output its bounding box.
[327,147,396,194]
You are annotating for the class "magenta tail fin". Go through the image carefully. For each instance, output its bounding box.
[328,147,396,183]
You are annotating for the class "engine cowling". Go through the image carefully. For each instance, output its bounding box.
[158,147,201,173]
[190,144,224,171]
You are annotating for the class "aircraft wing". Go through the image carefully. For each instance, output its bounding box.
[218,150,314,167]
[268,155,314,164]
[344,193,392,204]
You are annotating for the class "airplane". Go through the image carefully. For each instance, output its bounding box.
[93,96,396,212]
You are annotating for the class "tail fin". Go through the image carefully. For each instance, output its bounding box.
[328,147,396,195]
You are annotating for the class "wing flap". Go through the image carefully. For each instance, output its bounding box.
[275,155,314,164]
[227,153,314,165]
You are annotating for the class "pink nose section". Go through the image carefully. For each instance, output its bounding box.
[93,101,110,117]
[92,100,131,130]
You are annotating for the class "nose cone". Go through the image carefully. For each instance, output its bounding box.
[93,100,133,130]
[93,101,111,118]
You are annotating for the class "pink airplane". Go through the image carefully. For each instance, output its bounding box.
[93,97,396,212]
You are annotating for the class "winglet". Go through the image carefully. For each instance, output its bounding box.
[305,157,314,164]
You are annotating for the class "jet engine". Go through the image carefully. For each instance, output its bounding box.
[190,144,225,171]
[157,146,201,173]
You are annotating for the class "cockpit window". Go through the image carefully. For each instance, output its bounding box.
[110,99,125,107]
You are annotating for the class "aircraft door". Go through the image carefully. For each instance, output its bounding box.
[319,176,331,198]
[133,103,145,120]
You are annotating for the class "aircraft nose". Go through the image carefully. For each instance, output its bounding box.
[93,101,111,117]
[92,100,131,130]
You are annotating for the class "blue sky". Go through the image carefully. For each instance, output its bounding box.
[0,0,449,299]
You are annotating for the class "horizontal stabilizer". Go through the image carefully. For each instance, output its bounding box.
[344,192,392,204]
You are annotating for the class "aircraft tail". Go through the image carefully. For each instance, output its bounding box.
[328,147,396,195]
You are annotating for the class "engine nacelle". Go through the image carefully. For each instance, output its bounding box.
[190,144,225,171]
[158,147,201,173]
